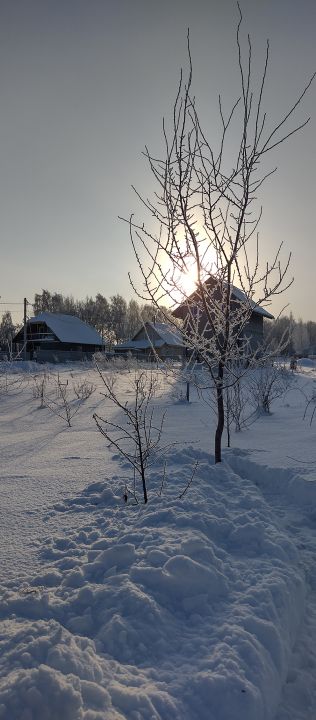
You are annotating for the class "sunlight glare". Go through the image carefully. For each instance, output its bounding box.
[178,265,197,297]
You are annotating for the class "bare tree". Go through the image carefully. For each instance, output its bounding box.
[93,367,168,504]
[123,7,315,462]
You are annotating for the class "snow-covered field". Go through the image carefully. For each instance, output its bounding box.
[0,359,316,720]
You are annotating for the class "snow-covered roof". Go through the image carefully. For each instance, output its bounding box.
[176,278,274,320]
[116,322,186,351]
[230,285,274,320]
[28,313,104,346]
[141,322,186,346]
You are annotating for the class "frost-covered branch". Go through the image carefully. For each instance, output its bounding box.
[122,8,314,462]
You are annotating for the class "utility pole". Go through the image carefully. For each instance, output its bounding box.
[23,298,28,361]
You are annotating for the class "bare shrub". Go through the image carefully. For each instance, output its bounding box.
[0,371,25,395]
[44,374,84,427]
[93,368,169,504]
[73,379,96,400]
[178,461,199,499]
[248,362,292,414]
[93,352,111,369]
[225,378,246,446]
[32,373,50,408]
[302,380,316,426]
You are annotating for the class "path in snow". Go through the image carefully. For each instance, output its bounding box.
[228,452,316,720]
[271,498,316,719]
[223,365,316,718]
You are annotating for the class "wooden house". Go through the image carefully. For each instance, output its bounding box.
[173,277,274,354]
[115,321,186,360]
[13,312,104,363]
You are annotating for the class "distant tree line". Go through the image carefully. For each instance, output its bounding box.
[264,313,316,357]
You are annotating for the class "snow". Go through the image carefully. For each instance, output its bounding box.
[0,360,316,719]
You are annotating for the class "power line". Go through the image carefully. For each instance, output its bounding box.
[0,308,24,314]
[0,299,31,324]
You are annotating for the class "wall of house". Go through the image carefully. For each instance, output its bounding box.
[159,345,185,360]
[174,297,265,354]
[243,313,264,351]
[14,340,101,363]
[36,342,101,362]
[114,344,185,362]
[35,348,95,363]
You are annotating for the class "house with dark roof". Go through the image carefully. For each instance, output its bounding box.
[173,277,274,353]
[115,321,186,361]
[13,312,104,363]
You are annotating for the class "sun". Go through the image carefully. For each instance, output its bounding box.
[178,267,197,297]
[159,254,198,304]
[160,240,218,306]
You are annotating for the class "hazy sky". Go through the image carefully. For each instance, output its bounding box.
[0,0,315,322]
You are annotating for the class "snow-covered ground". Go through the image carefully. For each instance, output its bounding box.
[0,360,315,719]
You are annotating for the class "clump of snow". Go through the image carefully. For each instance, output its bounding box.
[297,357,316,370]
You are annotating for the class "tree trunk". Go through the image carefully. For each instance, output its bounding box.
[215,361,225,463]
